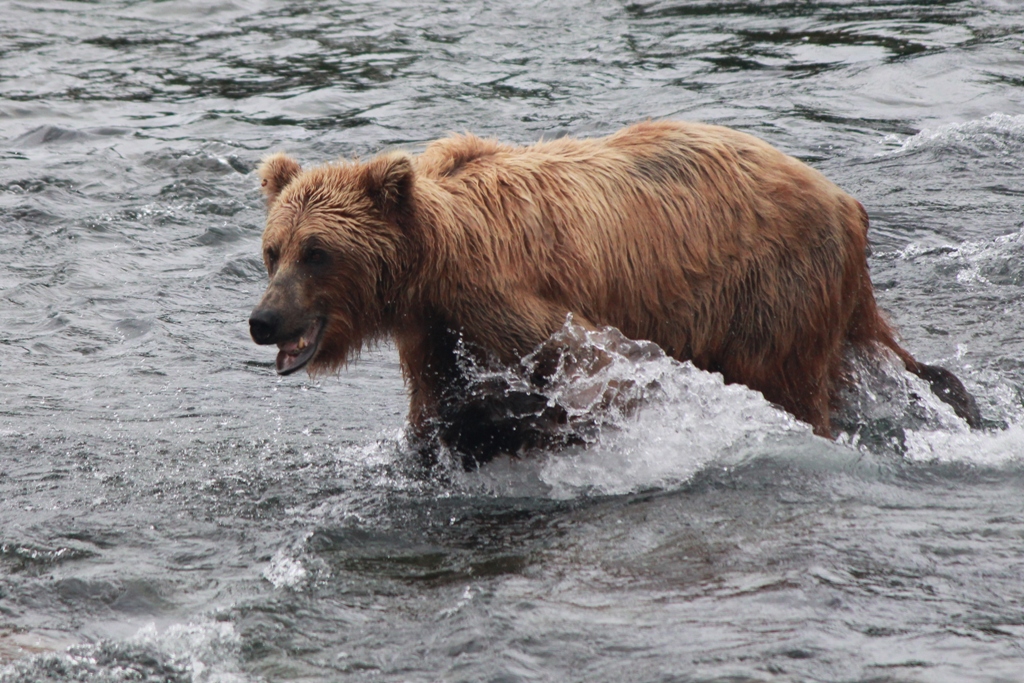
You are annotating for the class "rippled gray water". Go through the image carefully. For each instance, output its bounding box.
[2,1,1024,681]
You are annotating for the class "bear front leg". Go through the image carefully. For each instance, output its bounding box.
[395,294,598,466]
[450,292,592,367]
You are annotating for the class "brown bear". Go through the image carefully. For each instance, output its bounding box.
[249,120,980,462]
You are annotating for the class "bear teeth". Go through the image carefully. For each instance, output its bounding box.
[274,318,325,376]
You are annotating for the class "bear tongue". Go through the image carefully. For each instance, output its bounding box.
[276,339,308,375]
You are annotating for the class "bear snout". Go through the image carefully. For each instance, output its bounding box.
[249,308,284,345]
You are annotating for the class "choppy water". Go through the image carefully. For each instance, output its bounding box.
[1,1,1024,681]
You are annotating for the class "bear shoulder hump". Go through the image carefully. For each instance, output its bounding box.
[417,134,509,178]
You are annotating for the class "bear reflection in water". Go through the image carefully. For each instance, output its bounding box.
[248,120,981,467]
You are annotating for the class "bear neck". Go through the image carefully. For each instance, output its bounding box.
[392,175,495,326]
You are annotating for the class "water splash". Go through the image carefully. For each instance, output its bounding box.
[892,224,1024,290]
[904,423,1024,467]
[262,550,308,590]
[0,621,246,683]
[878,112,1024,157]
[445,320,810,498]
[832,346,970,453]
[433,319,1024,496]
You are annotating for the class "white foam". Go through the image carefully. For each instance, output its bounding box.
[894,224,1024,260]
[0,621,248,683]
[533,367,808,498]
[129,621,246,683]
[262,549,308,589]
[798,348,1024,469]
[904,422,1024,467]
[950,226,1024,277]
[878,112,1024,156]
[835,348,971,436]
[886,225,1024,301]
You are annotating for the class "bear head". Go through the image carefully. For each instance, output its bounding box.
[249,151,416,375]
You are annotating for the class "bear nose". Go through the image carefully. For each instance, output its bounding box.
[249,308,282,345]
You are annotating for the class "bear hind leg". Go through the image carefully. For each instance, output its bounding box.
[907,361,983,428]
[845,282,983,429]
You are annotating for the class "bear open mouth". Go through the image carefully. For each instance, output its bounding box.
[276,317,325,375]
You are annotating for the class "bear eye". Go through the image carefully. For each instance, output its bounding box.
[264,247,279,272]
[304,246,329,267]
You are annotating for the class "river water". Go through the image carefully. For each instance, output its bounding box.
[1,1,1023,681]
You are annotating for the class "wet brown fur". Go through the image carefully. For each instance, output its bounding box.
[254,120,979,440]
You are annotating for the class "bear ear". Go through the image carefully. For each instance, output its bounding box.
[258,153,302,205]
[360,152,413,216]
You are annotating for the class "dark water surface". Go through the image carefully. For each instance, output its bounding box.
[2,1,1024,681]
